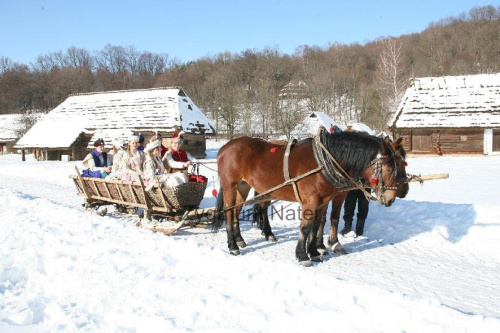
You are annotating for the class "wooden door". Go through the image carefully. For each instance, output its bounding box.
[412,133,431,152]
[493,129,500,152]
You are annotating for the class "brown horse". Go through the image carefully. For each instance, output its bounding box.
[316,137,408,255]
[252,136,409,255]
[213,130,398,266]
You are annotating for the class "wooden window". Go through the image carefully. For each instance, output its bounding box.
[493,129,500,152]
[412,133,431,152]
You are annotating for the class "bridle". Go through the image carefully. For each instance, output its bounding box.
[366,142,398,202]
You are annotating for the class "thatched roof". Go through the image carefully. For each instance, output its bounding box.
[15,87,215,149]
[390,73,500,129]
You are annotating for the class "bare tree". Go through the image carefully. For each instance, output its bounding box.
[15,112,38,137]
[378,38,406,113]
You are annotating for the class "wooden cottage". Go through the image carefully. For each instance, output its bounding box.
[15,87,215,160]
[0,114,23,154]
[0,113,43,155]
[390,74,500,155]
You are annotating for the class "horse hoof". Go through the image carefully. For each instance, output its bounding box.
[299,260,312,267]
[330,242,348,255]
[267,235,278,242]
[310,255,323,263]
[317,248,329,256]
[236,241,247,248]
[229,249,241,256]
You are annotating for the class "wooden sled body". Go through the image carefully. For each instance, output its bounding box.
[70,167,209,233]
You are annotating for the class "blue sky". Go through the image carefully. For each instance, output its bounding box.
[1,0,498,65]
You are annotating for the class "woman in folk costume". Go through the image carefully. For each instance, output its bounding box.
[82,138,112,177]
[119,135,145,182]
[163,131,198,173]
[143,140,188,191]
[105,138,127,179]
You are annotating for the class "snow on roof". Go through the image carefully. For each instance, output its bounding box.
[0,114,24,142]
[15,119,85,149]
[292,112,343,138]
[390,73,500,129]
[15,87,215,149]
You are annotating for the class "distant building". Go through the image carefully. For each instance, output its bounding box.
[0,114,24,154]
[278,81,311,118]
[15,87,215,160]
[389,73,500,155]
[0,113,42,154]
[291,112,343,138]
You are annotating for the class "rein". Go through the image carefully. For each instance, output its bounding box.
[220,166,323,213]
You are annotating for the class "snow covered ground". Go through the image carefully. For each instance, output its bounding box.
[1,141,499,332]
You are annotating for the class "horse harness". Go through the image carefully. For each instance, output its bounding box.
[282,139,303,203]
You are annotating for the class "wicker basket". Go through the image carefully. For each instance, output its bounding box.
[162,182,207,210]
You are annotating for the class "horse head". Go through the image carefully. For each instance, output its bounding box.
[364,136,398,207]
[393,137,409,198]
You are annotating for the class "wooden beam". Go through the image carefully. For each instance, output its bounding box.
[74,166,92,199]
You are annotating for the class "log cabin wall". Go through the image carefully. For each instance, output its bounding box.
[395,128,484,155]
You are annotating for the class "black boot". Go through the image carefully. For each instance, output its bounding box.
[340,220,352,236]
[355,219,365,236]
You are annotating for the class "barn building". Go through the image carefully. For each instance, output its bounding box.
[15,87,215,160]
[389,73,500,155]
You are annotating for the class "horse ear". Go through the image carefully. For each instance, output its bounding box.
[395,137,404,146]
[381,136,392,154]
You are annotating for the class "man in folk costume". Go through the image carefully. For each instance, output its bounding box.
[163,131,197,173]
[82,138,112,177]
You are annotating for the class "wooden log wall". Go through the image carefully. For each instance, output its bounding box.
[394,128,484,155]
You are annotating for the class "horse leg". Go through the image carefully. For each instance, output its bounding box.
[252,190,278,242]
[307,207,326,263]
[222,184,241,255]
[233,182,251,248]
[260,201,277,242]
[296,201,321,267]
[315,209,329,255]
[328,194,349,255]
[253,199,278,242]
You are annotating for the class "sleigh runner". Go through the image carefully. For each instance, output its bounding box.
[70,166,210,233]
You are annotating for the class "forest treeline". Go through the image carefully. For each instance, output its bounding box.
[1,5,499,136]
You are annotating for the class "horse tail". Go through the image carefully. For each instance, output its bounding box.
[211,188,226,232]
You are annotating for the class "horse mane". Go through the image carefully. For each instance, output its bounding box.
[324,131,384,178]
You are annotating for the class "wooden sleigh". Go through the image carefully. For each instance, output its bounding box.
[70,166,211,234]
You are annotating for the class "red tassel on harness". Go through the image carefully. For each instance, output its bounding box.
[404,161,408,166]
[212,189,218,197]
[270,147,278,153]
[370,177,379,186]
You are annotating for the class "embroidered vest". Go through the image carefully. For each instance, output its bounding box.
[171,149,188,163]
[91,150,108,167]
